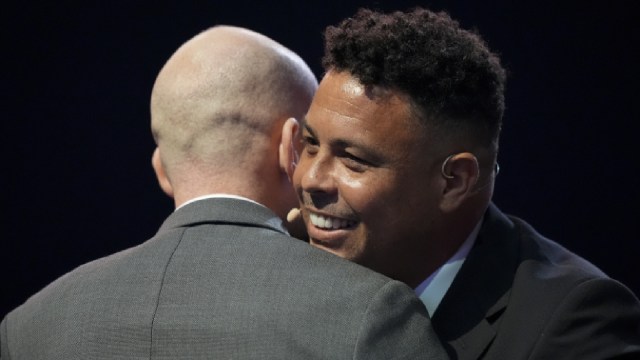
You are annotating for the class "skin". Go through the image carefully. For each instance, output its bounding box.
[292,70,468,287]
[150,26,316,238]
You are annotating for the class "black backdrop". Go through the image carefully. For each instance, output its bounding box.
[2,1,638,319]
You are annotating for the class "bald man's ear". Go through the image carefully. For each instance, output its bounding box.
[152,147,174,198]
[279,117,300,182]
[440,152,480,212]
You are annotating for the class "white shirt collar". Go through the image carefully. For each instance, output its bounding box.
[414,221,482,316]
[176,194,263,211]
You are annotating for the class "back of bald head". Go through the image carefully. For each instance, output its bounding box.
[150,26,317,179]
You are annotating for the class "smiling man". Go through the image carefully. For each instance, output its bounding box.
[297,70,458,288]
[287,7,640,359]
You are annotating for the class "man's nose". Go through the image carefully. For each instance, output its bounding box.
[300,153,336,195]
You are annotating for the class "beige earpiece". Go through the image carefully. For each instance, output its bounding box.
[287,208,301,223]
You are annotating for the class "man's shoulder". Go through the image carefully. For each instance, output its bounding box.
[506,213,608,285]
[482,204,608,284]
[265,231,406,290]
[451,205,640,358]
[467,204,635,326]
[502,218,640,357]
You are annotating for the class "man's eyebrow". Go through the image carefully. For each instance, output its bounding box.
[303,117,371,150]
[302,120,353,149]
[302,120,316,138]
[304,121,385,163]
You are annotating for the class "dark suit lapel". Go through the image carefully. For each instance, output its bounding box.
[156,197,288,235]
[432,203,520,360]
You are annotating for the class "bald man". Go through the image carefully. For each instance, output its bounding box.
[0,26,446,359]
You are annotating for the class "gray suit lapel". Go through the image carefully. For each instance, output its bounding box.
[432,204,519,360]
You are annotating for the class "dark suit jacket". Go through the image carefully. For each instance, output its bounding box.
[432,203,640,359]
[1,198,446,359]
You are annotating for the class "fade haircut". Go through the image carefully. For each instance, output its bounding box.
[322,7,507,148]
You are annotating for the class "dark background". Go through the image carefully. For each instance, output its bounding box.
[2,1,638,319]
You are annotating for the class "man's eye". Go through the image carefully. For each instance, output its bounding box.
[341,152,372,172]
[301,135,319,154]
[301,135,317,146]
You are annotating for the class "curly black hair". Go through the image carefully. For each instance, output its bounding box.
[323,7,506,147]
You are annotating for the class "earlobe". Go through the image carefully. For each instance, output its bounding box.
[152,147,174,198]
[440,152,480,212]
[278,117,300,182]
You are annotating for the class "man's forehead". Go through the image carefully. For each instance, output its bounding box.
[339,75,366,97]
[303,77,429,152]
[320,70,396,100]
[312,72,410,120]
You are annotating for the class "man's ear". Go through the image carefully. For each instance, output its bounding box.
[440,152,480,212]
[152,147,174,198]
[278,117,300,182]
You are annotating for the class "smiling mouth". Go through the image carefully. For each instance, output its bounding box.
[309,212,356,230]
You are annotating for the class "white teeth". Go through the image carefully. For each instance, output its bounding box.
[309,213,352,230]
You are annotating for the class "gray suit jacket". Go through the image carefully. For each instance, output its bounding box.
[1,198,446,359]
[432,203,640,359]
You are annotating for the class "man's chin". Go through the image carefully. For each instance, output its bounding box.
[310,237,345,257]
